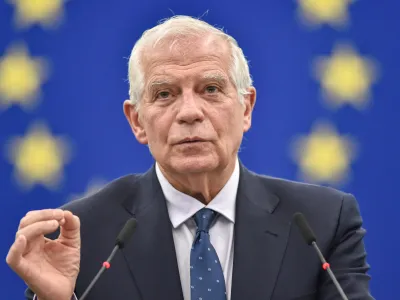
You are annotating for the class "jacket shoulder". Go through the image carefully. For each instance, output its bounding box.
[61,174,141,216]
[243,169,357,223]
[252,171,351,206]
[248,172,363,253]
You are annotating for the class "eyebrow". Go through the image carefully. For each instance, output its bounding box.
[201,73,228,85]
[147,73,229,90]
[148,79,172,90]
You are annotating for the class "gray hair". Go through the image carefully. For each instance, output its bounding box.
[127,15,253,109]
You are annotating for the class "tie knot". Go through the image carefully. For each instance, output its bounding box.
[193,208,217,233]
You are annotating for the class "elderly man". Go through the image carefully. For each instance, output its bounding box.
[7,16,373,300]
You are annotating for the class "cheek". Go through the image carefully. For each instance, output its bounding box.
[227,107,246,147]
[213,106,243,140]
[143,109,173,144]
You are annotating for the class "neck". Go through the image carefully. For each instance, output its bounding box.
[158,159,237,204]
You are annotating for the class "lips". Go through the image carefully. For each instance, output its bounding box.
[176,137,207,144]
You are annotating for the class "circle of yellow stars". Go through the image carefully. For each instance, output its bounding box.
[0,43,48,111]
[314,43,378,110]
[293,0,381,186]
[7,0,65,29]
[6,122,72,190]
[2,0,75,192]
[296,0,355,28]
[291,121,357,185]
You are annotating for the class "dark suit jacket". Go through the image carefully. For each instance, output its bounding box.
[26,163,374,299]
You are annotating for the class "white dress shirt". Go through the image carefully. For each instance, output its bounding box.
[156,159,239,300]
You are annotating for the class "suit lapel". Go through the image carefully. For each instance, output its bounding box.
[116,162,291,300]
[231,163,291,300]
[121,166,184,300]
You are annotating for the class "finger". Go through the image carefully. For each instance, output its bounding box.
[6,235,29,276]
[19,209,65,230]
[59,211,80,247]
[16,220,60,242]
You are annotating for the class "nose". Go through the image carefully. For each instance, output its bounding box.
[176,92,205,124]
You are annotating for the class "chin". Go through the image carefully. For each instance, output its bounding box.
[168,155,220,174]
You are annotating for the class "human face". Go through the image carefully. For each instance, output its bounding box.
[124,36,256,175]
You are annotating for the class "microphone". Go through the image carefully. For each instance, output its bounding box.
[79,218,137,300]
[293,212,349,300]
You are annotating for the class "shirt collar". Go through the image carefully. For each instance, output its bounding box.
[156,158,240,228]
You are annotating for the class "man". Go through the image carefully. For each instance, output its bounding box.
[6,15,373,300]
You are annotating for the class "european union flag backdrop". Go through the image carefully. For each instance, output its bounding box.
[1,0,399,298]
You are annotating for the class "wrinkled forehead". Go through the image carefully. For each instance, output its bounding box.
[140,35,231,81]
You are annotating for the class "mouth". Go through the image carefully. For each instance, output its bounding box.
[176,137,207,144]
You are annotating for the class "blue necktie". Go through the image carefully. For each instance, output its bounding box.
[190,208,227,300]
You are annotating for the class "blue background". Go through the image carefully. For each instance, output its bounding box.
[1,0,399,298]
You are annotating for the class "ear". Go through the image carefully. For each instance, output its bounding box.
[243,87,256,132]
[123,100,148,145]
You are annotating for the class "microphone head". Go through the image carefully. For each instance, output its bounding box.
[115,218,137,248]
[293,212,316,245]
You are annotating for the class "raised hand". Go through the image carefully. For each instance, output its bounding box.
[6,209,81,300]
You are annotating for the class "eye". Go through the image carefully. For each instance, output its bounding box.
[205,85,219,94]
[156,91,170,100]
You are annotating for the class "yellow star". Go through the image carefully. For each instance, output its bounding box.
[0,43,48,111]
[296,0,355,28]
[8,0,65,29]
[291,121,357,185]
[5,122,72,190]
[314,44,378,110]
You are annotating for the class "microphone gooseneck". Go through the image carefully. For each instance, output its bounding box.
[293,212,349,300]
[79,218,137,300]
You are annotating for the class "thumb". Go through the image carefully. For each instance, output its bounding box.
[59,211,80,248]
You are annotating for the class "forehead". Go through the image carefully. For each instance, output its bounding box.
[141,36,231,82]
